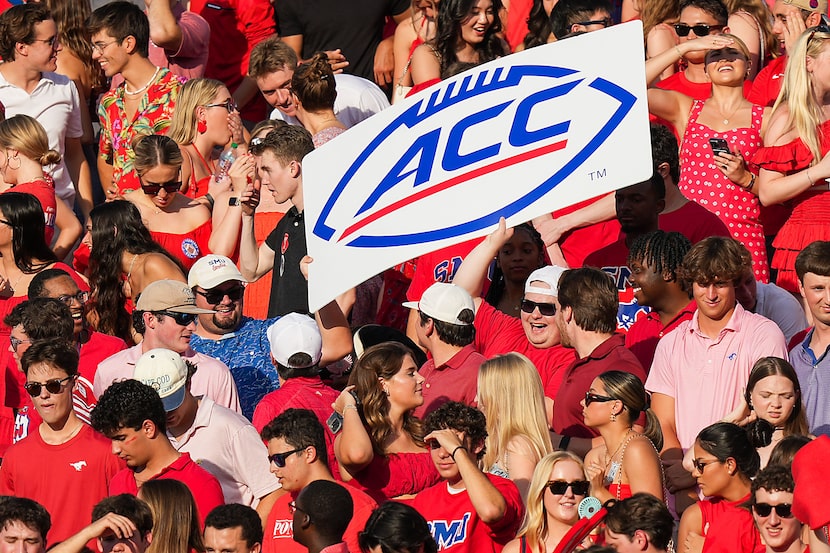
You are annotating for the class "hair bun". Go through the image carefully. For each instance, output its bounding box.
[746,418,774,448]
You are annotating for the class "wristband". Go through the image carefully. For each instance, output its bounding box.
[204,193,215,208]
[559,435,571,451]
[740,172,756,191]
[451,445,467,461]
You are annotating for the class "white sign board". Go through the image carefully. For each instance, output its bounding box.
[304,21,651,311]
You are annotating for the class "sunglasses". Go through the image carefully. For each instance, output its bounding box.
[55,290,90,306]
[585,392,616,405]
[547,480,590,496]
[205,98,239,112]
[268,448,304,468]
[24,375,74,397]
[195,285,245,305]
[520,299,557,316]
[576,17,612,27]
[159,311,198,326]
[141,179,181,196]
[692,458,721,473]
[754,503,793,518]
[10,336,31,351]
[705,48,747,64]
[673,23,724,37]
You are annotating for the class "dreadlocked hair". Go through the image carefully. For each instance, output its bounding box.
[627,230,691,285]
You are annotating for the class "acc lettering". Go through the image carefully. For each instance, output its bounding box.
[429,512,471,550]
[270,519,293,538]
[433,257,464,283]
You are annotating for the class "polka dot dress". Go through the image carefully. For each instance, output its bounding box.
[678,100,769,282]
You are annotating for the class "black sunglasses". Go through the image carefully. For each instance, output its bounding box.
[547,480,590,496]
[692,458,721,473]
[673,23,724,37]
[754,503,793,518]
[159,311,198,326]
[196,285,245,305]
[268,448,304,468]
[520,299,557,316]
[576,17,612,27]
[204,98,239,112]
[585,392,615,405]
[141,179,181,196]
[24,375,74,397]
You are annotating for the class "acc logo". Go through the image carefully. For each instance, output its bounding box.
[313,63,637,249]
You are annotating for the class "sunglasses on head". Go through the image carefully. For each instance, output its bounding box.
[520,299,557,316]
[585,391,615,405]
[204,98,239,112]
[10,336,30,351]
[141,179,181,196]
[159,311,198,326]
[195,285,245,305]
[673,23,724,36]
[24,375,74,397]
[754,503,793,518]
[546,479,590,496]
[268,448,304,468]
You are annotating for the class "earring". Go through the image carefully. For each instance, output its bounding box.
[197,120,207,134]
[383,388,390,396]
[7,156,20,170]
[610,412,617,422]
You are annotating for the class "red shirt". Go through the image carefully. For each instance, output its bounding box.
[554,195,621,269]
[657,71,754,100]
[660,201,731,244]
[407,237,488,301]
[414,344,484,419]
[109,452,224,527]
[552,333,646,438]
[747,56,786,108]
[74,331,128,424]
[0,424,124,547]
[698,494,762,553]
[252,376,341,480]
[473,301,575,400]
[263,481,377,553]
[625,299,696,369]
[10,181,56,244]
[584,237,650,333]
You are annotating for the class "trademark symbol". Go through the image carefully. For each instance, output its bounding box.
[589,168,607,180]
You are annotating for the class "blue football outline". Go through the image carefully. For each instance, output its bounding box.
[312,64,637,248]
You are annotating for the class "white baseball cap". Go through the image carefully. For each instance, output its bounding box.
[525,266,567,297]
[188,254,248,290]
[402,282,475,325]
[267,313,322,368]
[133,348,189,412]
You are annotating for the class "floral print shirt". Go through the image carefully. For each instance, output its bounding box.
[98,68,184,193]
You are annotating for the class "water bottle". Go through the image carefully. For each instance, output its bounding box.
[214,143,238,183]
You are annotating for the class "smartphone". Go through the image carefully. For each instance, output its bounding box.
[326,411,343,434]
[708,138,731,157]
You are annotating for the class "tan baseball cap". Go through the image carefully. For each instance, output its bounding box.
[135,279,215,314]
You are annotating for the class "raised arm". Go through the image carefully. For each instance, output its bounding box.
[452,217,513,304]
[333,386,376,475]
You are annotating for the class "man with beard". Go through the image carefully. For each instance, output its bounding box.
[188,255,352,420]
[28,269,127,424]
[584,173,666,333]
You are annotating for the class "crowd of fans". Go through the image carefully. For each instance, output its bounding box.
[0,0,828,551]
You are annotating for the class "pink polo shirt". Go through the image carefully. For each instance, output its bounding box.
[645,303,788,450]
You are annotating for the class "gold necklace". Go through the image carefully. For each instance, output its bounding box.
[714,101,742,126]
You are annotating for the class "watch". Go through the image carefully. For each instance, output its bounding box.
[228,197,240,206]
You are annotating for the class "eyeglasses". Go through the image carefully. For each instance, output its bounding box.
[91,39,119,54]
[24,375,74,397]
[195,285,245,305]
[585,392,616,405]
[520,299,557,316]
[141,179,181,196]
[546,480,590,496]
[55,290,90,306]
[753,503,793,518]
[692,458,721,473]
[673,23,725,36]
[287,501,309,517]
[576,17,613,27]
[204,98,239,112]
[31,35,60,48]
[268,448,304,468]
[10,336,30,351]
[158,311,198,326]
[0,219,13,227]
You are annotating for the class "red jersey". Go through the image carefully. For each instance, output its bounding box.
[747,56,786,108]
[625,300,696,369]
[407,237,488,302]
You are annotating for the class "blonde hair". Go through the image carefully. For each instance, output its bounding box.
[478,353,552,473]
[722,0,777,61]
[517,451,587,553]
[167,78,226,145]
[772,29,830,164]
[0,115,61,166]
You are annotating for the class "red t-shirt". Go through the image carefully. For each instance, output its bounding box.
[10,181,56,245]
[406,237,488,302]
[262,481,377,553]
[554,195,621,269]
[698,494,762,553]
[109,452,224,527]
[408,474,524,553]
[414,344,484,419]
[473,300,576,401]
[552,333,646,438]
[747,56,787,108]
[0,424,124,547]
[660,200,731,244]
[625,299,696,370]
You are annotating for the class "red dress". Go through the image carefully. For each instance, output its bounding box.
[150,218,211,271]
[679,100,769,282]
[750,119,830,293]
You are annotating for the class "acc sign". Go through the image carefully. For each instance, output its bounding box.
[304,22,651,311]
